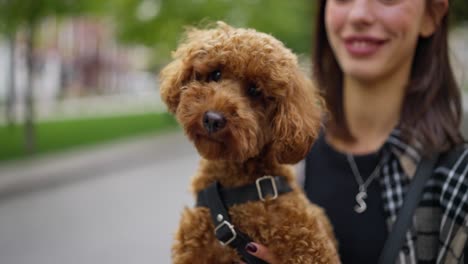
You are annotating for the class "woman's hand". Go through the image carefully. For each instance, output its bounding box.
[238,242,279,264]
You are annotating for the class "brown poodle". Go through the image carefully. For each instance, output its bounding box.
[160,22,339,264]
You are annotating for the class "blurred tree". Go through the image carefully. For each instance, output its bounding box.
[111,0,315,68]
[0,0,102,154]
[0,26,16,127]
[0,1,18,128]
[4,29,15,127]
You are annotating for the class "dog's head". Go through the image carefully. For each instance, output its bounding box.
[160,22,322,164]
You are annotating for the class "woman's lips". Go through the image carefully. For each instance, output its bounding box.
[343,36,387,57]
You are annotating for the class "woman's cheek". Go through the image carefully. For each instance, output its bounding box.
[325,3,348,54]
[325,2,347,34]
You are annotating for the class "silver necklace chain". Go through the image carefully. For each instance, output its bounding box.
[346,152,388,214]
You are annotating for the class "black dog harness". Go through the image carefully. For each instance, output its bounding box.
[196,176,293,264]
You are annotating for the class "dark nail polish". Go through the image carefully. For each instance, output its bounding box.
[245,243,257,253]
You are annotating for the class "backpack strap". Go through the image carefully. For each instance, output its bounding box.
[378,153,440,264]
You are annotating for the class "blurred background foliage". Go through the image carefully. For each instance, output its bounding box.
[0,0,467,67]
[111,0,315,65]
[452,0,468,25]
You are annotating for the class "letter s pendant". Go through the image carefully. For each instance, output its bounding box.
[354,191,368,214]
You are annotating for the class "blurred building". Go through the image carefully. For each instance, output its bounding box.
[38,17,156,98]
[0,17,160,123]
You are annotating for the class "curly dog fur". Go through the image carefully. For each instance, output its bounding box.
[160,22,339,264]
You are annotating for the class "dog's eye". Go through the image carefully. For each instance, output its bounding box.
[207,70,222,82]
[247,83,262,97]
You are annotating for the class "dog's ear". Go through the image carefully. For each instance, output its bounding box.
[159,59,192,113]
[159,26,212,113]
[271,71,323,164]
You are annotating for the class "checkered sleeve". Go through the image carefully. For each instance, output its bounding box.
[434,146,468,264]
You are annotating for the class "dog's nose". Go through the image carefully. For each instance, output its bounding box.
[203,111,226,133]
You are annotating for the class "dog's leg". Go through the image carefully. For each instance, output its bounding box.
[172,207,241,264]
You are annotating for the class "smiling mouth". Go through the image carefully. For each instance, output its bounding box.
[349,40,379,48]
[343,36,387,57]
[345,40,386,57]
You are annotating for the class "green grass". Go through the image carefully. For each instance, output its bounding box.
[0,112,179,162]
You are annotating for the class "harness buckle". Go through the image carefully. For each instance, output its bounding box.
[256,176,278,201]
[214,220,237,246]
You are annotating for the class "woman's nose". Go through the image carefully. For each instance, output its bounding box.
[347,0,375,28]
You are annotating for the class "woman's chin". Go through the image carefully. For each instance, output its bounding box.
[340,57,393,84]
[344,67,387,84]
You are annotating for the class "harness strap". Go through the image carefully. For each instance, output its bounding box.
[203,182,268,264]
[197,175,292,208]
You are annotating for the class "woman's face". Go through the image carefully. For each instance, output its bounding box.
[325,0,434,83]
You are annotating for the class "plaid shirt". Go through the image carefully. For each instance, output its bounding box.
[380,129,468,264]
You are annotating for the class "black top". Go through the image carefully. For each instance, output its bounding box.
[304,134,388,264]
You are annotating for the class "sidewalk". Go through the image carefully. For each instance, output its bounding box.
[0,130,194,201]
[0,130,199,264]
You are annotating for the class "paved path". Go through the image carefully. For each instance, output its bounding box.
[0,131,199,264]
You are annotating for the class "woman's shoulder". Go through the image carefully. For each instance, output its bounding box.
[434,144,468,176]
[431,144,468,224]
[431,145,468,194]
[429,145,468,262]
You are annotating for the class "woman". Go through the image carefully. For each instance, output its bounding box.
[244,0,467,263]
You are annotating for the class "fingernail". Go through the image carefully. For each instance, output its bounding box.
[245,243,257,253]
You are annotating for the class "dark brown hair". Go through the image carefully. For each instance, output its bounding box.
[313,0,463,154]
